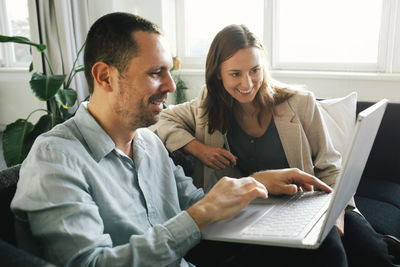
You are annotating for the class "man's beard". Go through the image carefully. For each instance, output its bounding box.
[115,94,166,130]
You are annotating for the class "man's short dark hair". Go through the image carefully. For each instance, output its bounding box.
[84,12,161,94]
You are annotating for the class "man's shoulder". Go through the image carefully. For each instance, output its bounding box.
[136,128,170,155]
[33,118,83,153]
[137,127,163,145]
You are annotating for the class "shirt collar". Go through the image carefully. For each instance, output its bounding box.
[74,102,115,162]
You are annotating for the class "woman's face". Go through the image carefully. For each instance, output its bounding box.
[219,46,264,104]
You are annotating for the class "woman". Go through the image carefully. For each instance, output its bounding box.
[155,24,394,266]
[156,24,340,192]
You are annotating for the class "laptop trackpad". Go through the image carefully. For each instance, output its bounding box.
[202,196,291,239]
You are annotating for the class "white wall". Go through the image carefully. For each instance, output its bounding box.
[0,70,45,130]
[274,72,400,102]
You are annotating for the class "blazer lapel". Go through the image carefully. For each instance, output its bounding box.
[273,101,304,170]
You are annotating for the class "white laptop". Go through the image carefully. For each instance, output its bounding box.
[202,99,388,249]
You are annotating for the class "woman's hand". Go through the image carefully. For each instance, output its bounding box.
[335,210,345,236]
[251,168,333,195]
[183,139,237,170]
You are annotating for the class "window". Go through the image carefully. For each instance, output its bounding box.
[176,0,264,68]
[0,0,31,68]
[176,0,400,73]
[273,0,383,71]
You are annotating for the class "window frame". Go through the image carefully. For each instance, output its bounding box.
[176,0,202,69]
[175,0,400,74]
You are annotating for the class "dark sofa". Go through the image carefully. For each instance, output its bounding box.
[0,164,56,266]
[354,101,400,240]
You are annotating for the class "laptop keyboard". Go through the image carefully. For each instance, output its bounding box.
[242,191,331,237]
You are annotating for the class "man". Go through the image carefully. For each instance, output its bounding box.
[11,13,338,266]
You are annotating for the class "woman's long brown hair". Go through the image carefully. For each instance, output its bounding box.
[203,24,296,134]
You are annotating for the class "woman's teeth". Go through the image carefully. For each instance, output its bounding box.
[237,88,253,94]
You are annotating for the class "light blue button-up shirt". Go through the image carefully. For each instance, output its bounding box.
[11,102,204,267]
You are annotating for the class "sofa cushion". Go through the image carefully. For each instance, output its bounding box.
[318,92,357,158]
[356,178,400,209]
[355,178,400,240]
[355,196,400,239]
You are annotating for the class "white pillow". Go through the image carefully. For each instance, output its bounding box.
[317,92,357,158]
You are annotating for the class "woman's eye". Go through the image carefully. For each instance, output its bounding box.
[231,73,240,77]
[251,68,260,74]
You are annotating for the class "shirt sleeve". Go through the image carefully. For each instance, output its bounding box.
[170,156,205,209]
[11,141,201,267]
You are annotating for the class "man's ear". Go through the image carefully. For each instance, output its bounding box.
[91,62,113,92]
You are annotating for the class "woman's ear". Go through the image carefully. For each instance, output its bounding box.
[91,62,113,92]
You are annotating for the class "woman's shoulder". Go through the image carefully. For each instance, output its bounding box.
[273,88,318,121]
[281,88,316,109]
[288,88,315,101]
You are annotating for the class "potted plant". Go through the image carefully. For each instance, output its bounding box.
[0,35,84,167]
[171,56,188,105]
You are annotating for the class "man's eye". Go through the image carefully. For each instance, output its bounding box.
[149,72,161,77]
[251,68,260,74]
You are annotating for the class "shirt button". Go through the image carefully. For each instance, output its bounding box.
[250,139,254,144]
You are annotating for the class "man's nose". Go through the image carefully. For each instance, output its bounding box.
[162,72,176,93]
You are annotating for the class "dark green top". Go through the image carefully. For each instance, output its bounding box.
[227,118,289,176]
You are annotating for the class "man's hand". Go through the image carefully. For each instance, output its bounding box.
[183,139,237,170]
[187,177,268,230]
[251,168,333,196]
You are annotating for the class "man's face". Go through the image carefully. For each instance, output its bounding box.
[110,31,175,129]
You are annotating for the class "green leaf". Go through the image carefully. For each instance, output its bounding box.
[55,88,77,108]
[0,35,46,52]
[29,62,33,72]
[74,65,85,73]
[29,72,66,101]
[31,114,53,137]
[23,114,53,155]
[2,119,34,167]
[173,75,188,104]
[53,115,65,126]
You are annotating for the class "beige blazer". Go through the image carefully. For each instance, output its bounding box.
[154,87,342,193]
